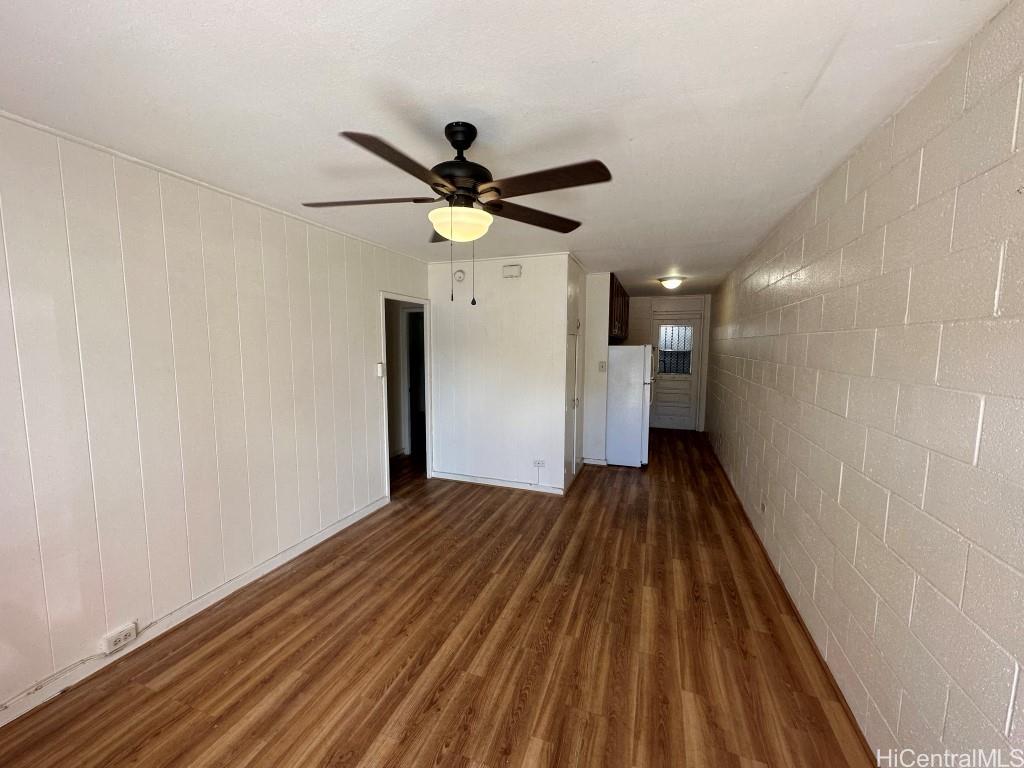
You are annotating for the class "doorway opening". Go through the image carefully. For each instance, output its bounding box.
[650,319,701,430]
[384,297,428,493]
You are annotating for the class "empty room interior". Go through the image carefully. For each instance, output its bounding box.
[3,1,1024,766]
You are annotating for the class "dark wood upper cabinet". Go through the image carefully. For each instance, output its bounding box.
[608,273,629,343]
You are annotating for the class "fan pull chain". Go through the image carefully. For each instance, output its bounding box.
[449,203,454,302]
[471,239,477,306]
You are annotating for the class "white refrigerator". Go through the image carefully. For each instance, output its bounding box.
[605,345,652,467]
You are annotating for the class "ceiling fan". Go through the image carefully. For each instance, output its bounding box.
[303,122,612,243]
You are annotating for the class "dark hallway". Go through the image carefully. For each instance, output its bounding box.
[385,299,427,492]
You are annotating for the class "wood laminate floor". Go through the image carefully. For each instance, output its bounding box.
[0,430,873,767]
[390,451,426,491]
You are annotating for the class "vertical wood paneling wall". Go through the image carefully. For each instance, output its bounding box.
[0,115,427,712]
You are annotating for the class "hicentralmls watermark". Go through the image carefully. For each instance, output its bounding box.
[876,749,1024,767]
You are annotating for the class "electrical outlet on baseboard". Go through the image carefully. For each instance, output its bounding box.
[532,459,545,468]
[102,621,138,655]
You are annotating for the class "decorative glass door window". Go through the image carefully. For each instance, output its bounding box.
[658,324,693,375]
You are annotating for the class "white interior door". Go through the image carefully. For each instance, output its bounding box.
[651,319,701,430]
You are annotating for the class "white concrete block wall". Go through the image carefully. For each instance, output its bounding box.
[0,114,427,718]
[708,0,1024,755]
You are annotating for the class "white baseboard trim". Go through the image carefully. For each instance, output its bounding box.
[431,470,563,496]
[0,495,390,728]
[583,458,608,466]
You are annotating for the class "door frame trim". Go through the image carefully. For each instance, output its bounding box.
[380,291,433,499]
[650,294,711,431]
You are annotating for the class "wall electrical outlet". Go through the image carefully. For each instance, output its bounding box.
[532,459,545,468]
[102,621,138,655]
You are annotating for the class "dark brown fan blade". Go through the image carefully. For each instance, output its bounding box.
[477,160,610,202]
[483,201,580,233]
[430,230,447,243]
[303,196,437,208]
[341,132,454,193]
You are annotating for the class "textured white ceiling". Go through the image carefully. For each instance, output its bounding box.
[0,0,1008,295]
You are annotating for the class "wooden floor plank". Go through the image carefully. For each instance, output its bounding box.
[0,431,874,767]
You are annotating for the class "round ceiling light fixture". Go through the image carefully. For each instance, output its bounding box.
[428,205,493,242]
[659,276,685,290]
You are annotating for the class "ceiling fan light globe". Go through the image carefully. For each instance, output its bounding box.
[428,206,493,242]
[659,277,684,290]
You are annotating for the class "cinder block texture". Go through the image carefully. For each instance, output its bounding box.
[709,1,1024,754]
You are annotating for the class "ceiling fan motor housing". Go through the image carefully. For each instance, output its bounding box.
[431,158,492,199]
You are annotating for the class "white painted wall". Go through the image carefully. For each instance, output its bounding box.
[582,272,610,462]
[0,114,427,721]
[626,294,709,345]
[625,296,654,346]
[563,258,586,488]
[709,0,1024,753]
[428,253,569,492]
